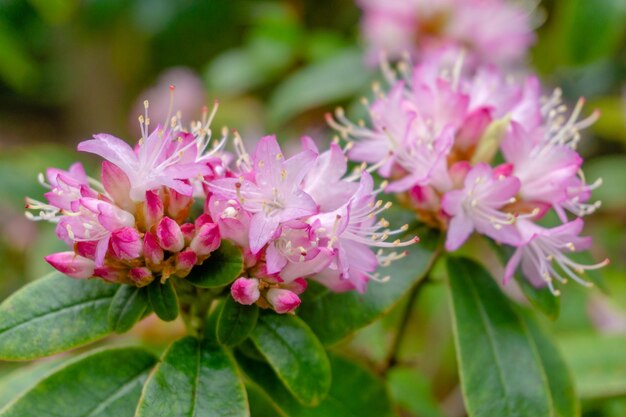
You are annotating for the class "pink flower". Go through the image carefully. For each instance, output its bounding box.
[504,219,609,295]
[190,222,221,257]
[44,252,95,279]
[209,135,318,254]
[266,288,301,314]
[231,277,260,305]
[442,163,522,251]
[110,227,143,260]
[156,217,185,252]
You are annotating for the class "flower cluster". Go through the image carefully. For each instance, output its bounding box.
[27,100,416,314]
[209,134,416,313]
[328,54,608,295]
[357,0,535,68]
[26,101,225,287]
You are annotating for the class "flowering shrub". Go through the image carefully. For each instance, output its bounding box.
[0,1,615,417]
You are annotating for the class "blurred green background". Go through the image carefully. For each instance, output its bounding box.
[0,0,625,416]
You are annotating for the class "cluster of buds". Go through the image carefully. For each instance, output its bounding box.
[207,135,417,313]
[328,50,608,295]
[26,99,224,287]
[357,0,536,68]
[27,96,417,314]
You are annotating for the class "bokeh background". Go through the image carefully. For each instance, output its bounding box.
[0,1,625,416]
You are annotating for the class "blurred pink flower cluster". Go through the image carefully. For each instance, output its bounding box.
[27,100,415,314]
[328,51,608,295]
[357,0,535,68]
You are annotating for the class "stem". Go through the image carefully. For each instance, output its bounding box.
[175,278,217,338]
[382,274,430,374]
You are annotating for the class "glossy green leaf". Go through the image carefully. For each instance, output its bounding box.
[0,272,117,360]
[217,296,259,347]
[490,241,560,320]
[238,352,394,417]
[108,285,149,333]
[0,347,156,417]
[0,358,67,408]
[521,311,580,417]
[299,225,441,345]
[267,48,373,125]
[187,241,244,288]
[251,314,331,406]
[559,334,626,399]
[136,336,248,417]
[147,279,179,322]
[447,257,552,417]
[245,383,287,417]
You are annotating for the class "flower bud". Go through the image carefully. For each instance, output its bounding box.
[75,241,97,259]
[283,278,307,295]
[110,227,142,260]
[143,232,164,266]
[231,277,260,305]
[190,223,221,257]
[144,190,164,230]
[45,252,95,279]
[156,217,184,252]
[129,267,153,287]
[266,288,301,314]
[175,250,198,278]
[166,187,193,221]
[101,161,133,211]
[180,223,195,245]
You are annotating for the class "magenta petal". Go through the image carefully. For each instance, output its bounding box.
[101,161,132,210]
[45,252,95,279]
[78,134,137,174]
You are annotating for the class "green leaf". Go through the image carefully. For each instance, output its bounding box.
[386,367,444,417]
[108,285,149,333]
[559,334,626,399]
[136,336,248,417]
[490,241,560,320]
[147,279,179,322]
[298,224,441,345]
[217,296,259,347]
[0,347,156,417]
[251,314,331,406]
[267,48,374,126]
[238,352,394,417]
[521,311,580,417]
[446,257,552,417]
[187,241,244,288]
[0,358,67,409]
[0,272,118,360]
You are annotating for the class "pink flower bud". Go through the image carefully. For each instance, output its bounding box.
[101,161,133,211]
[194,213,214,229]
[231,277,260,305]
[156,217,184,252]
[175,250,198,278]
[266,288,301,314]
[143,232,164,266]
[45,251,95,279]
[144,190,164,230]
[110,227,142,260]
[284,278,307,295]
[129,267,153,287]
[190,223,221,257]
[75,241,97,259]
[180,223,195,245]
[94,266,127,283]
[166,187,193,221]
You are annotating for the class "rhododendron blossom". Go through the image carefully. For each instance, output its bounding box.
[27,98,417,315]
[329,54,607,295]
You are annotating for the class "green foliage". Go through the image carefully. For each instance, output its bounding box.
[186,241,244,288]
[136,336,248,417]
[0,358,67,409]
[0,272,117,360]
[298,226,441,345]
[147,278,179,322]
[447,256,552,417]
[239,352,394,417]
[108,285,150,333]
[386,368,444,417]
[250,313,331,406]
[0,347,156,417]
[217,296,259,347]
